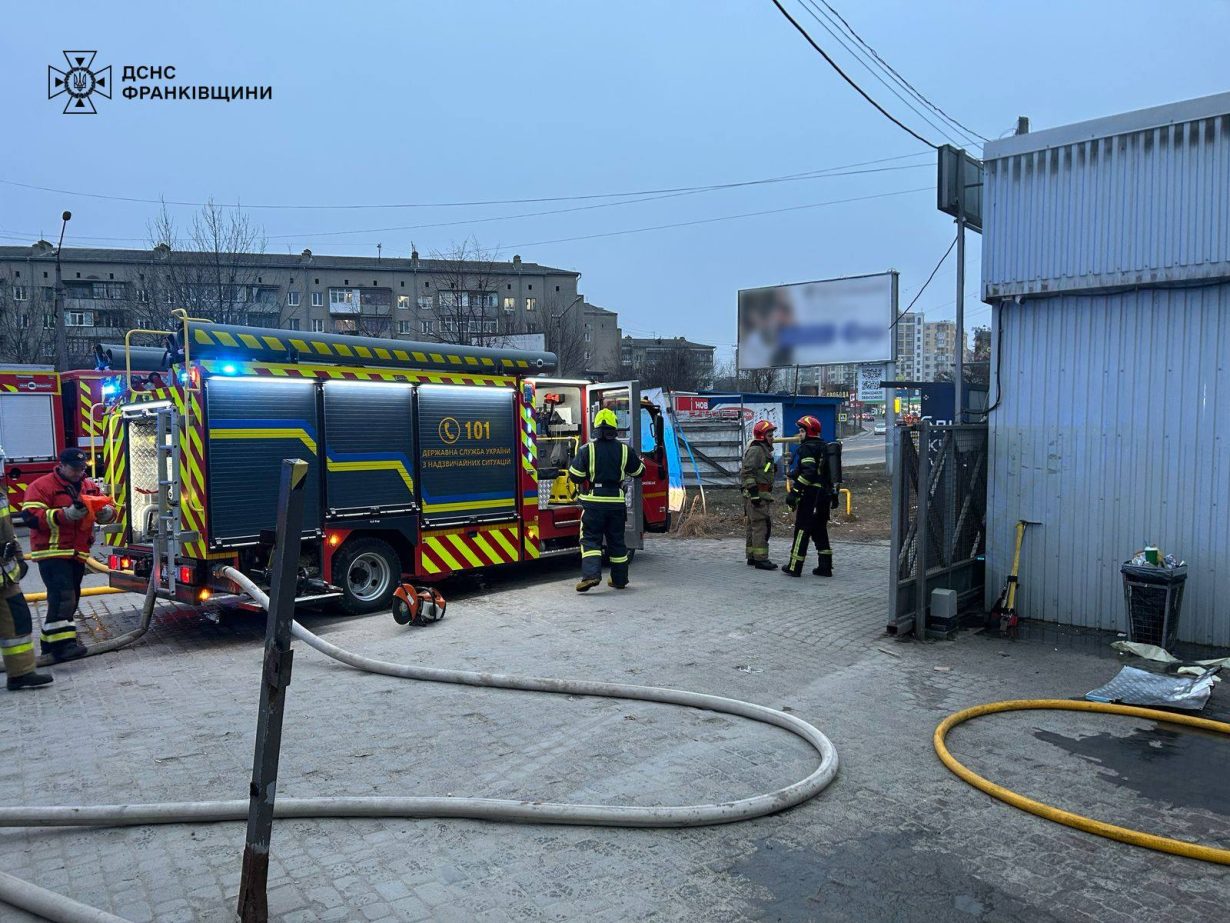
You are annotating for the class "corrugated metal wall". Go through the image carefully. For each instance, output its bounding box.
[983,114,1230,298]
[987,284,1230,646]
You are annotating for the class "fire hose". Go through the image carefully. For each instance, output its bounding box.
[0,566,839,921]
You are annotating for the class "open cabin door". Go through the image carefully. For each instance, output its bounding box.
[586,380,643,551]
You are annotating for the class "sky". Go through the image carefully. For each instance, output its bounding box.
[2,0,1226,363]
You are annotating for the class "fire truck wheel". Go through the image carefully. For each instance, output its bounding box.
[334,537,400,615]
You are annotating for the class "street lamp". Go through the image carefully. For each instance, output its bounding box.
[550,295,584,374]
[53,211,72,370]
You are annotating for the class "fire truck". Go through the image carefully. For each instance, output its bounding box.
[0,367,64,506]
[102,319,669,613]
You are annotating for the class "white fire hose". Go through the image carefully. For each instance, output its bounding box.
[0,566,839,921]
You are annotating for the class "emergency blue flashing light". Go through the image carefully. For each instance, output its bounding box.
[221,364,238,375]
[178,371,189,385]
[100,383,119,397]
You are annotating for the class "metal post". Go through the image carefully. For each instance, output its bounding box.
[888,423,903,630]
[914,422,930,639]
[954,214,966,425]
[237,458,310,923]
[53,211,71,370]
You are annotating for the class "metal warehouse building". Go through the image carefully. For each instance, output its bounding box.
[982,91,1230,648]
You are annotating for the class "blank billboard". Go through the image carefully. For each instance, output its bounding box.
[737,271,895,370]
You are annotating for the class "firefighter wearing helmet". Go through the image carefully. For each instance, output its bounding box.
[784,415,837,577]
[568,407,646,592]
[740,419,779,569]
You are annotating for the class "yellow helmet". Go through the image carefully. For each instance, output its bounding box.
[593,408,619,430]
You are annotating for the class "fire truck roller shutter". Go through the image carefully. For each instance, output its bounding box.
[185,321,557,375]
[204,377,322,544]
[416,385,517,526]
[322,381,416,517]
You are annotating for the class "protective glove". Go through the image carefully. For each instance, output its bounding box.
[830,492,840,511]
[786,491,800,512]
[62,501,88,523]
[94,504,117,525]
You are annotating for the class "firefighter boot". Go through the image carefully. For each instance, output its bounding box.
[575,577,601,593]
[753,560,779,571]
[7,671,54,691]
[782,565,802,578]
[48,640,87,663]
[606,578,627,589]
[812,552,833,578]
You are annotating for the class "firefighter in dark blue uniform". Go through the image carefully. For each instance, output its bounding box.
[783,415,837,577]
[568,408,645,592]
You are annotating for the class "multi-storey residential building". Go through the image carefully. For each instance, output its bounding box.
[922,319,956,381]
[0,244,620,374]
[620,336,715,389]
[895,312,924,381]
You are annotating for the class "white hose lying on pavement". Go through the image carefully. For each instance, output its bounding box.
[0,566,839,920]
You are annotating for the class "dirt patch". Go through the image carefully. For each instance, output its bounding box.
[667,468,891,543]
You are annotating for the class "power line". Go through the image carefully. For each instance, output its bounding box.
[262,163,929,240]
[0,151,930,212]
[0,185,932,252]
[795,0,965,148]
[503,186,931,249]
[812,0,988,145]
[891,234,956,328]
[767,0,936,148]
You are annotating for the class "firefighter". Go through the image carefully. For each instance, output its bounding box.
[740,420,779,570]
[568,407,645,592]
[1,449,53,690]
[783,415,836,578]
[21,448,115,662]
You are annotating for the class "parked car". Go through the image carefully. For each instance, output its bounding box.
[873,421,887,435]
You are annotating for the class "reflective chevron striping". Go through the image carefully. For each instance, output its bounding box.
[419,524,521,574]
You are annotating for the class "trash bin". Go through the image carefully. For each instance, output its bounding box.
[1120,562,1187,650]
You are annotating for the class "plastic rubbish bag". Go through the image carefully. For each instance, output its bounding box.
[1086,665,1218,711]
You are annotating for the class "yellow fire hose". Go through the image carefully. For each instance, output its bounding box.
[21,556,129,602]
[935,699,1230,865]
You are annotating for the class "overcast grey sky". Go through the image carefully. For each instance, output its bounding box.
[2,1,1226,359]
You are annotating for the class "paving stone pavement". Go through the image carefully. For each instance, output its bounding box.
[2,536,1228,921]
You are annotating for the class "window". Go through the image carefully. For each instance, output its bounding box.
[438,292,467,309]
[417,295,432,310]
[43,314,56,329]
[335,319,357,333]
[556,285,560,292]
[17,314,29,328]
[287,319,301,331]
[397,294,411,310]
[525,297,536,312]
[41,287,54,300]
[527,284,533,291]
[91,281,124,299]
[311,319,324,333]
[503,296,516,312]
[287,291,300,307]
[66,311,94,327]
[584,329,592,342]
[137,289,149,304]
[420,319,433,335]
[584,350,591,363]
[398,320,412,334]
[311,291,323,307]
[329,287,360,313]
[12,286,27,302]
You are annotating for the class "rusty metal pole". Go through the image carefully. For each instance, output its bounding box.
[237,458,309,923]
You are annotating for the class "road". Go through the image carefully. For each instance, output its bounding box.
[839,426,888,468]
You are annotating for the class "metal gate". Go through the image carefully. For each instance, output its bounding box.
[889,422,988,637]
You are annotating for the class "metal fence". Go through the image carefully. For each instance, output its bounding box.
[889,422,988,637]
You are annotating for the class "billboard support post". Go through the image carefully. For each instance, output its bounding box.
[955,213,965,425]
[886,272,898,476]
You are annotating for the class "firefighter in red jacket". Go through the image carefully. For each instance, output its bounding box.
[21,448,115,662]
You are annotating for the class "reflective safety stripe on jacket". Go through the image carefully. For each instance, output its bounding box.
[568,440,645,503]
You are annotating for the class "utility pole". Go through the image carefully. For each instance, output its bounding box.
[53,211,71,370]
[954,212,965,425]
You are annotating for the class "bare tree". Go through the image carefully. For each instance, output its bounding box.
[0,269,55,364]
[638,343,712,392]
[713,360,781,393]
[428,237,504,347]
[142,200,269,328]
